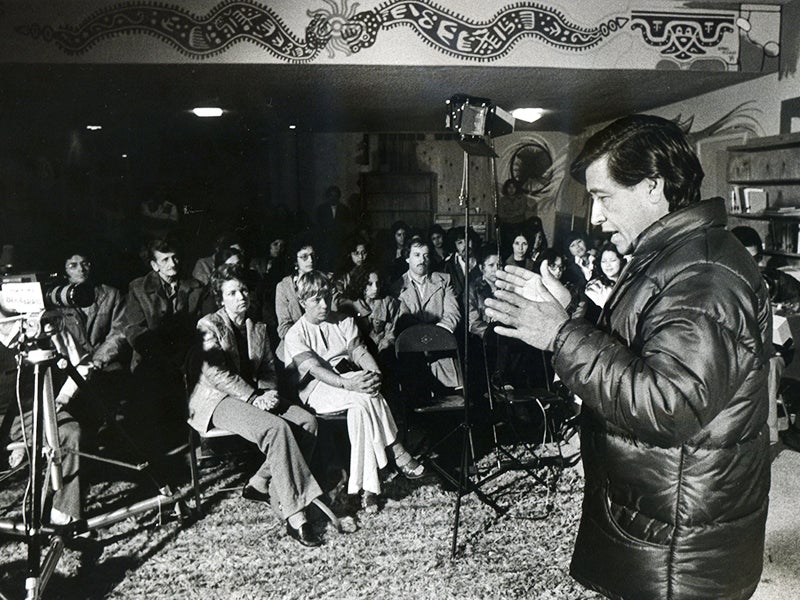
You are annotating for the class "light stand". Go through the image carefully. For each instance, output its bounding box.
[440,94,515,558]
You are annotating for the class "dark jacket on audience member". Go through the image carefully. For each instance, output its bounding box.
[123,271,204,371]
[59,283,128,368]
[554,199,770,600]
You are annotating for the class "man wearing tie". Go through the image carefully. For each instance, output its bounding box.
[123,238,204,461]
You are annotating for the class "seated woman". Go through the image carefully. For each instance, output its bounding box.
[584,242,626,321]
[504,231,536,272]
[188,264,324,547]
[339,265,398,360]
[334,236,370,296]
[283,271,424,513]
[275,237,337,361]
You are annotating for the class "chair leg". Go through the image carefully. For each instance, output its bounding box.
[187,430,203,516]
[311,497,341,532]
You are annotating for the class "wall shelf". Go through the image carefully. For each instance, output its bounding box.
[728,134,800,261]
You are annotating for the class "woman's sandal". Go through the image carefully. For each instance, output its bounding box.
[396,456,425,480]
[361,491,379,514]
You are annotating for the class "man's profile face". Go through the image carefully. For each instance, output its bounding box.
[151,250,179,281]
[587,155,669,255]
[406,244,430,276]
[65,254,92,285]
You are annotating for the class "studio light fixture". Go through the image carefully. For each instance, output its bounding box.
[445,94,514,156]
[85,125,102,131]
[192,107,223,118]
[288,124,297,130]
[511,108,546,123]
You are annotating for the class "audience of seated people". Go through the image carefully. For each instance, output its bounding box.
[3,181,643,539]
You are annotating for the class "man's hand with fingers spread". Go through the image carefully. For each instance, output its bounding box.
[494,262,572,308]
[484,263,570,352]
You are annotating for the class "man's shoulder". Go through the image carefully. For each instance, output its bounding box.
[431,271,452,286]
[180,277,204,291]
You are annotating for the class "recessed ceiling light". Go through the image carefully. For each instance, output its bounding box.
[511,108,546,123]
[192,107,223,118]
[121,154,128,159]
[288,124,297,130]
[86,125,102,131]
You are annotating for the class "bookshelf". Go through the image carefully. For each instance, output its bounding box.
[727,133,800,259]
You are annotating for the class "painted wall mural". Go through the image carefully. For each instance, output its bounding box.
[11,0,781,71]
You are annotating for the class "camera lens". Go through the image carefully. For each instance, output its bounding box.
[42,282,95,308]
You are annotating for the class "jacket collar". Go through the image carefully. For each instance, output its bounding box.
[631,198,726,262]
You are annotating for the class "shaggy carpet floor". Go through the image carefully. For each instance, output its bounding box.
[0,442,601,600]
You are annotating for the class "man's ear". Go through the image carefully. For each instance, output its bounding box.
[647,177,666,204]
[150,260,158,273]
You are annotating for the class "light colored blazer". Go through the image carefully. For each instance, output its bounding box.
[187,309,277,433]
[391,271,460,334]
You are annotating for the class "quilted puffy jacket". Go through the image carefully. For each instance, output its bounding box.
[553,199,770,600]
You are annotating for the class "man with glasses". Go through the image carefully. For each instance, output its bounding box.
[486,114,770,599]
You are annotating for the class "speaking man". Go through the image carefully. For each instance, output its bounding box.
[485,114,770,600]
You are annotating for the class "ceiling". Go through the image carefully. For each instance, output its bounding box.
[0,62,765,140]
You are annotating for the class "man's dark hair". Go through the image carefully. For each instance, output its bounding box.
[477,243,500,266]
[147,238,180,262]
[570,114,704,211]
[403,235,429,259]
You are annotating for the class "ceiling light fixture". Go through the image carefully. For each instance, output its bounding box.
[511,108,546,123]
[288,124,297,130]
[192,107,223,118]
[86,125,102,131]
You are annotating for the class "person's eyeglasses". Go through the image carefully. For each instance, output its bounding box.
[297,253,316,261]
[67,261,92,269]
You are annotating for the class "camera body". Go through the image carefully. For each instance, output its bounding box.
[0,272,95,315]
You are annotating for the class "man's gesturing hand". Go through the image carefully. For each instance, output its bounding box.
[494,263,572,308]
[484,270,569,352]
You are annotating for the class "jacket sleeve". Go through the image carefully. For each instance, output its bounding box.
[552,264,767,447]
[437,280,461,333]
[275,281,294,340]
[467,284,487,338]
[92,287,129,365]
[123,285,156,356]
[197,318,257,402]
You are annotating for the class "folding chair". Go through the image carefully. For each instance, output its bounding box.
[480,325,578,488]
[184,347,340,529]
[394,324,467,453]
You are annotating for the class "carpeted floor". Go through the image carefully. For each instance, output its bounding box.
[1,439,798,599]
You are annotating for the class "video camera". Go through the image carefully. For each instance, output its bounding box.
[0,272,94,315]
[0,273,95,348]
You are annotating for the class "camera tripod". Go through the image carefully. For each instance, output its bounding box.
[0,346,190,600]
